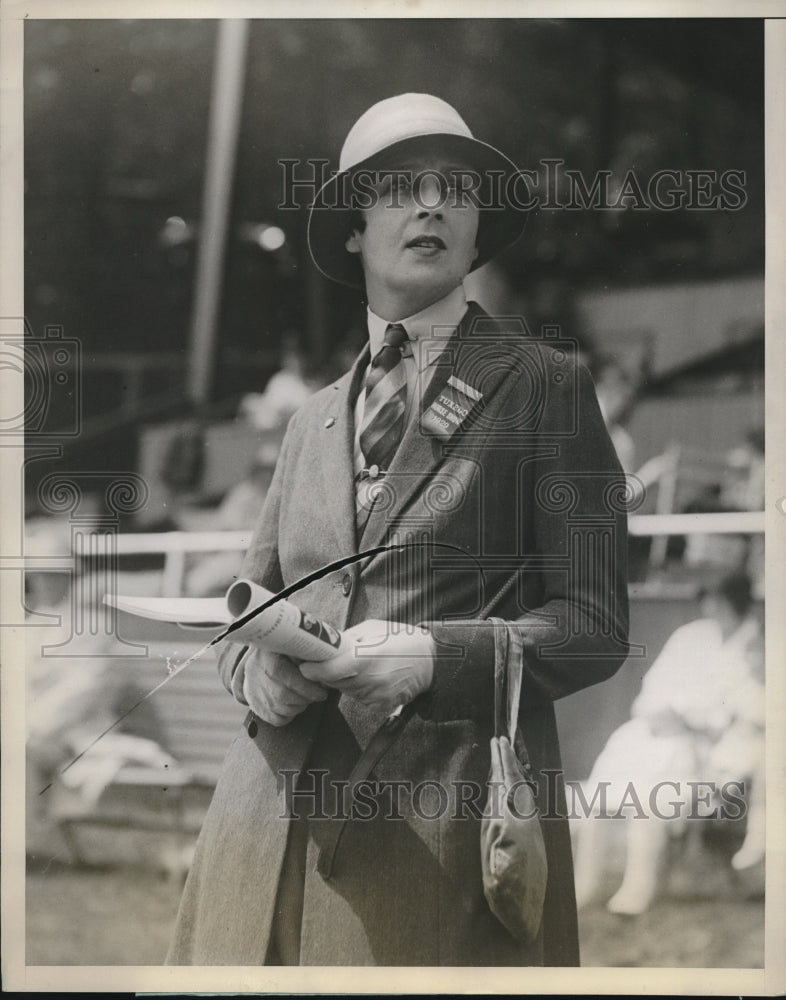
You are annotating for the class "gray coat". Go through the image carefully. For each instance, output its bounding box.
[167,303,630,966]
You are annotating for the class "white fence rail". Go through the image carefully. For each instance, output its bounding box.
[111,512,765,596]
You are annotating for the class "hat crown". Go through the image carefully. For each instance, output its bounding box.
[308,93,527,287]
[339,93,474,172]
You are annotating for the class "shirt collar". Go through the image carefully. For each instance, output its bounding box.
[366,284,468,372]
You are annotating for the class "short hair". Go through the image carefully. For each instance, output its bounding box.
[699,571,753,618]
[345,211,367,291]
[348,210,366,237]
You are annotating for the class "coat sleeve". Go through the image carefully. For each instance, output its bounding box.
[422,360,631,723]
[215,417,294,703]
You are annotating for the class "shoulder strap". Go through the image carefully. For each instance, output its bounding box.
[489,617,524,742]
[491,617,508,739]
[505,623,525,743]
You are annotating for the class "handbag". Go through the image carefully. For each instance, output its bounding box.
[480,618,548,945]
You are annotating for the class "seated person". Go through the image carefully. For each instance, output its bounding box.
[25,543,176,861]
[573,572,764,915]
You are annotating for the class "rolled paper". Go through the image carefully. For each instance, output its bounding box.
[224,579,342,661]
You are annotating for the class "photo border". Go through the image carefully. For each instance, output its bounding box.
[2,2,784,994]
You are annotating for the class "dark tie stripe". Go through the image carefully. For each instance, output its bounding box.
[359,323,409,471]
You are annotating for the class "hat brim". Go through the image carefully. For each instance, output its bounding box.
[307,132,530,288]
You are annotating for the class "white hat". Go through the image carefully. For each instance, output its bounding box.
[307,93,528,287]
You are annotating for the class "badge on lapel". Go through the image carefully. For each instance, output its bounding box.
[420,375,483,442]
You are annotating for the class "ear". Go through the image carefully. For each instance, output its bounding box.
[345,230,362,255]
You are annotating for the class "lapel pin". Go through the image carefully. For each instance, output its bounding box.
[324,417,335,428]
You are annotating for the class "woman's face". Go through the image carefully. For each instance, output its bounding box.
[345,153,479,318]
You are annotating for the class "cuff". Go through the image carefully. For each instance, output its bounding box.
[218,642,250,705]
[416,621,497,722]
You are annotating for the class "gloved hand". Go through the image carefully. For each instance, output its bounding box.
[242,647,327,727]
[299,619,435,715]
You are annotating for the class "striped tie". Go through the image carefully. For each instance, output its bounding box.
[359,323,409,472]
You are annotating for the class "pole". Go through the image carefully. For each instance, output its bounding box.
[187,19,250,409]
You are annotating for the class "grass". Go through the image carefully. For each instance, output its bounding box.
[578,873,764,968]
[25,827,764,969]
[26,860,183,966]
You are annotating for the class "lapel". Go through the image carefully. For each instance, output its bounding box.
[318,344,370,557]
[360,301,513,551]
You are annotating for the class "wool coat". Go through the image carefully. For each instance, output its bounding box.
[167,302,630,966]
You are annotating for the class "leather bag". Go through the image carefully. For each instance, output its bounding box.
[480,618,548,944]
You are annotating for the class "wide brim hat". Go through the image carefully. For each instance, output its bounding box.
[307,93,529,288]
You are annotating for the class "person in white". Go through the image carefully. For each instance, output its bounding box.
[573,572,764,915]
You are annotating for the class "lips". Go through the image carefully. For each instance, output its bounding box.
[406,235,446,250]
